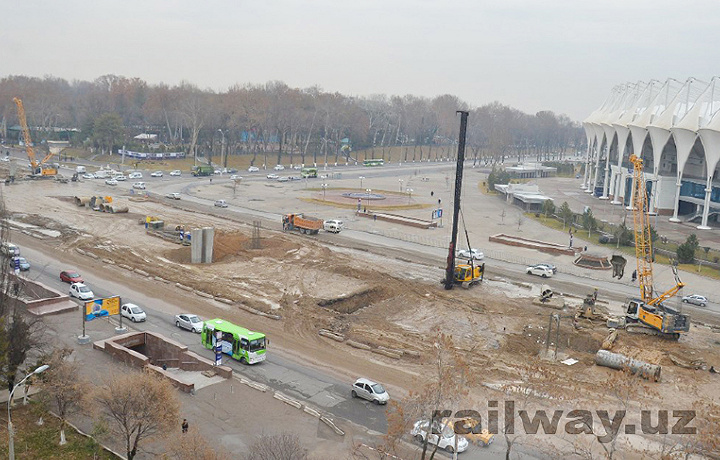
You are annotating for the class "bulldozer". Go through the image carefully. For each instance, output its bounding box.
[453,262,484,289]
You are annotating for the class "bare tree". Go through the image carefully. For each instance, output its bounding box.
[38,347,90,445]
[244,432,308,460]
[96,369,180,460]
[168,426,230,460]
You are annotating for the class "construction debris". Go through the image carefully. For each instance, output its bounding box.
[595,349,661,381]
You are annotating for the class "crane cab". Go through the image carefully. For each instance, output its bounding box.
[454,263,484,289]
[626,298,690,339]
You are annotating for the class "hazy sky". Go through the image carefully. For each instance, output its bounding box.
[3,0,719,121]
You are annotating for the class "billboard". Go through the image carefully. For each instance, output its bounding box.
[84,296,120,321]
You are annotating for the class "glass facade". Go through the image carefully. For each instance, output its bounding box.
[680,181,720,203]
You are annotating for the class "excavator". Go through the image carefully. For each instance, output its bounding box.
[13,97,58,177]
[624,154,689,339]
[453,211,484,289]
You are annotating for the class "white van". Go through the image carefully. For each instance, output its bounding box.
[94,170,109,179]
[324,219,343,233]
[76,166,86,173]
[132,182,146,190]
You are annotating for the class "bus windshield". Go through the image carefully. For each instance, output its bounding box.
[249,338,266,352]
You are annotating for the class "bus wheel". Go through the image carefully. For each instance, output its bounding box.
[240,357,247,364]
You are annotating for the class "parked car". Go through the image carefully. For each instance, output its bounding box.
[276,176,289,182]
[9,256,30,271]
[113,174,127,181]
[230,174,242,180]
[165,192,181,200]
[682,294,708,307]
[266,173,279,179]
[60,270,83,284]
[105,178,118,186]
[214,169,222,175]
[121,303,147,322]
[150,171,163,177]
[411,419,469,454]
[273,164,285,171]
[457,248,484,260]
[288,176,301,181]
[132,182,146,190]
[535,263,557,274]
[599,233,617,244]
[526,264,554,278]
[69,283,94,300]
[248,166,260,172]
[128,172,143,179]
[82,173,96,179]
[214,200,228,208]
[170,170,182,176]
[351,378,389,405]
[175,314,203,333]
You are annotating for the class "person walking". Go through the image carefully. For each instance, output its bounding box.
[181,419,189,433]
[631,270,637,283]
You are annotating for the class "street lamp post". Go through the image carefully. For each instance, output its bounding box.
[365,188,372,212]
[359,176,365,189]
[217,129,226,170]
[398,179,404,192]
[407,188,413,203]
[321,183,328,201]
[9,364,49,460]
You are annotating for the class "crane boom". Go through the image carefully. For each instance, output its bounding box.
[12,97,39,169]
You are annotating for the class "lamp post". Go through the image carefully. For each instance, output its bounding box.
[217,129,226,171]
[365,188,372,211]
[9,364,49,460]
[359,176,365,189]
[407,188,413,203]
[398,179,404,192]
[321,183,328,201]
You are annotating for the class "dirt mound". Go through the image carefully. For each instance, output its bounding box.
[162,231,305,264]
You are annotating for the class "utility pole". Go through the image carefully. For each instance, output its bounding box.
[444,111,469,290]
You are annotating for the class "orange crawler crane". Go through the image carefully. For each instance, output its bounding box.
[13,97,57,177]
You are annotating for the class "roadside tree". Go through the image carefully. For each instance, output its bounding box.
[96,370,179,460]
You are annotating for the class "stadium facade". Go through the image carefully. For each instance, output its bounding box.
[583,78,720,230]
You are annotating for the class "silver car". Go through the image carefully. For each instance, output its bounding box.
[681,294,708,307]
[351,378,389,405]
[175,314,204,333]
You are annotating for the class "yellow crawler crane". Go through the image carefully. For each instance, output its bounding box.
[625,154,689,339]
[13,97,57,177]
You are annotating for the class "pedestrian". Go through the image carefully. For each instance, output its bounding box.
[181,419,188,433]
[631,270,637,283]
[584,245,588,252]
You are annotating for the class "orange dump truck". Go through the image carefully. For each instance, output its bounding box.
[282,213,323,235]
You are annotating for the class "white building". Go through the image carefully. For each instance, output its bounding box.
[583,78,720,229]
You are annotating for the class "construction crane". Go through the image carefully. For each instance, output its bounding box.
[12,97,57,177]
[625,154,689,339]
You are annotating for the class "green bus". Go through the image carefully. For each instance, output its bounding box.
[201,318,267,364]
[363,159,384,167]
[301,167,318,178]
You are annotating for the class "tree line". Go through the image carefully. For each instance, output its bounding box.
[0,74,584,167]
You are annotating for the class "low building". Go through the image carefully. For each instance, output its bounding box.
[505,163,557,179]
[494,183,553,211]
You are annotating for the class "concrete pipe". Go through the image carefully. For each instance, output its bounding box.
[595,349,661,381]
[109,206,129,214]
[75,196,91,207]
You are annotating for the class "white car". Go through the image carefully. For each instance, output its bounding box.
[248,166,260,172]
[121,303,146,322]
[527,264,554,278]
[175,314,203,333]
[82,173,96,179]
[214,169,223,175]
[165,192,181,200]
[267,173,279,180]
[230,175,242,181]
[411,420,469,454]
[0,157,9,162]
[133,182,146,190]
[128,172,143,179]
[276,176,289,182]
[457,248,484,260]
[351,378,389,405]
[105,178,118,186]
[113,174,127,181]
[214,200,228,208]
[150,171,163,177]
[69,283,94,300]
[682,294,708,307]
[324,219,344,233]
[170,170,182,176]
[273,165,285,171]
